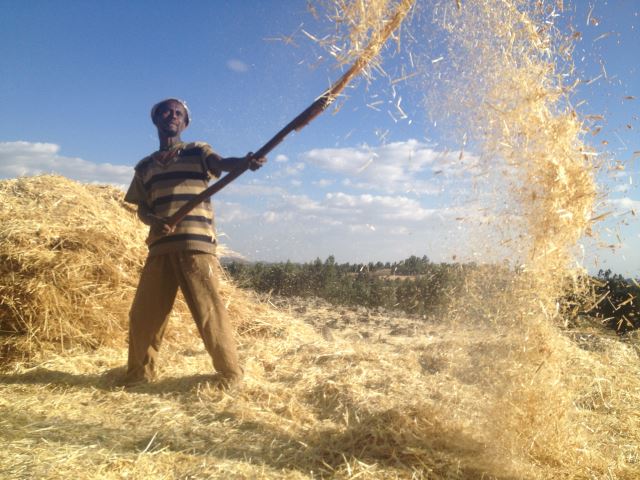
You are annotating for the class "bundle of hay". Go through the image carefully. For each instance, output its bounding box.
[0,175,147,362]
[0,175,265,365]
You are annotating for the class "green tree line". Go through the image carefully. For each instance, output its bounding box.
[225,256,640,332]
[225,255,479,316]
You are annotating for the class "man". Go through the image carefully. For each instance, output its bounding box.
[121,98,265,388]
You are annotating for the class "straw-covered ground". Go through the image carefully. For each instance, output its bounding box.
[2,296,640,479]
[1,176,639,479]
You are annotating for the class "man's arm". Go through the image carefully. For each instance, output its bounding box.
[124,166,173,234]
[206,152,267,174]
[137,202,174,234]
[136,202,155,226]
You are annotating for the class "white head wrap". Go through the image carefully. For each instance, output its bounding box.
[150,98,191,126]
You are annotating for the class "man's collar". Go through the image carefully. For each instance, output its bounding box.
[158,141,184,152]
[153,143,184,166]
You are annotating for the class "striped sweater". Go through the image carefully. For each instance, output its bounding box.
[124,141,222,256]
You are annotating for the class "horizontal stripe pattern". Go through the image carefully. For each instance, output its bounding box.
[182,215,213,225]
[172,225,213,237]
[150,233,214,246]
[133,142,218,256]
[151,193,211,208]
[180,146,205,157]
[148,181,211,202]
[143,171,208,191]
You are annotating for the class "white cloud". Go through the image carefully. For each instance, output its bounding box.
[312,178,334,188]
[348,223,377,234]
[262,211,279,223]
[215,201,255,223]
[224,182,288,197]
[300,139,469,195]
[324,192,439,221]
[283,194,323,212]
[612,184,631,193]
[0,141,133,186]
[607,196,640,214]
[4,140,587,267]
[226,59,249,73]
[275,154,289,163]
[389,226,411,235]
[219,186,471,263]
[283,162,305,176]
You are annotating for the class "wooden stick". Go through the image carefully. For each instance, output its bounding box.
[167,0,416,229]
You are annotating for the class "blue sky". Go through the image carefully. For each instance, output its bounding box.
[0,1,638,275]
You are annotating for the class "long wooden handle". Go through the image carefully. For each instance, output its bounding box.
[167,0,415,229]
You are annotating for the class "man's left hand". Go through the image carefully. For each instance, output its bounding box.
[245,152,266,171]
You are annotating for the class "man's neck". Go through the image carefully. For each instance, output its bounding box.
[158,135,182,151]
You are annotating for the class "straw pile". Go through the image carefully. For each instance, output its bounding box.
[0,175,265,365]
[0,175,140,361]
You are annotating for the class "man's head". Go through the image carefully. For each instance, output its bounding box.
[151,98,190,138]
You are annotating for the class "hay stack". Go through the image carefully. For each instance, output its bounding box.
[0,175,147,362]
[0,175,263,365]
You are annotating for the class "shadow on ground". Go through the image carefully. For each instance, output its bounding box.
[0,367,228,393]
[1,369,521,479]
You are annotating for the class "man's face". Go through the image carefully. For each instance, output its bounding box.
[153,100,188,137]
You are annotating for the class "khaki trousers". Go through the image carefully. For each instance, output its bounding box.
[126,251,242,382]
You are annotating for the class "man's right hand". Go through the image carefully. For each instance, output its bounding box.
[148,214,175,236]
